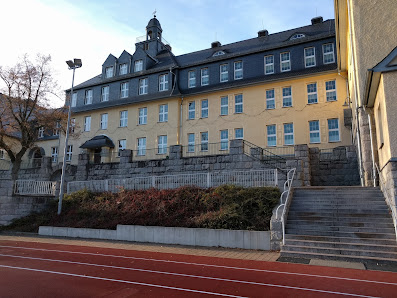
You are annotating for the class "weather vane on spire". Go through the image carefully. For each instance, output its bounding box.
[153,9,157,18]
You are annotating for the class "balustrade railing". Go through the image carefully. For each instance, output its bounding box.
[132,147,169,161]
[183,142,229,157]
[14,180,57,196]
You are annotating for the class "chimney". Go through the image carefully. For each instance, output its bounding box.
[165,44,172,52]
[211,41,221,48]
[258,29,268,37]
[311,16,323,25]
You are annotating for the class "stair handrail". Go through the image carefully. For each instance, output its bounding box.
[275,167,296,245]
[375,163,397,241]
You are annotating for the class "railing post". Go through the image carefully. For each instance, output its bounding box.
[275,169,278,187]
[105,179,109,192]
[207,172,211,188]
[152,176,156,188]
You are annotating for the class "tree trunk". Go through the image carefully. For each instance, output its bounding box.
[11,158,22,181]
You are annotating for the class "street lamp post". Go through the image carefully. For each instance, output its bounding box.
[58,59,82,215]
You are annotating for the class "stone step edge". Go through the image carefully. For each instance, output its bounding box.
[285,234,397,242]
[286,220,393,225]
[285,230,396,236]
[283,239,397,249]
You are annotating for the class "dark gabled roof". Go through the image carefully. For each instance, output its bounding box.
[364,46,397,107]
[147,17,162,30]
[80,135,115,149]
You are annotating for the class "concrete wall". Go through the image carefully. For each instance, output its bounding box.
[38,225,271,250]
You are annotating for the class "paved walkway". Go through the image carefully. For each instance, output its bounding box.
[0,234,280,262]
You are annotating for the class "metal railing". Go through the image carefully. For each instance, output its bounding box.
[67,169,278,193]
[264,146,295,157]
[375,163,397,241]
[319,147,347,161]
[88,152,120,164]
[14,180,57,196]
[243,141,289,170]
[52,155,79,165]
[132,147,169,161]
[183,142,229,157]
[275,168,296,245]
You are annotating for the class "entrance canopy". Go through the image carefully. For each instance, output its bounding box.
[79,135,115,149]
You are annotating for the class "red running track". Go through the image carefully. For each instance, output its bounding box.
[0,240,396,297]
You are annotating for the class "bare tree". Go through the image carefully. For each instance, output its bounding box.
[0,54,65,180]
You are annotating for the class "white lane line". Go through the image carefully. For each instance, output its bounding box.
[0,264,246,298]
[0,244,395,287]
[0,264,379,298]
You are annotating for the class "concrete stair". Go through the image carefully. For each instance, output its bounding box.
[280,187,397,263]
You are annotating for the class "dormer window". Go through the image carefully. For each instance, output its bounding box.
[105,66,114,78]
[119,63,128,75]
[134,60,143,72]
[213,51,225,57]
[290,33,306,40]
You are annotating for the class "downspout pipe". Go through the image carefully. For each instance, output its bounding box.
[367,113,377,187]
[179,96,184,145]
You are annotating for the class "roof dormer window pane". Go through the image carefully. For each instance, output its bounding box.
[213,51,225,57]
[85,90,93,105]
[134,60,143,72]
[119,63,128,75]
[280,52,291,72]
[304,47,316,68]
[105,66,114,78]
[201,68,209,86]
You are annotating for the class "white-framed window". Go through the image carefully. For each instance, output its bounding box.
[139,78,148,95]
[120,82,129,98]
[234,61,243,80]
[328,118,340,142]
[71,92,77,107]
[134,60,143,72]
[267,125,276,147]
[307,83,318,104]
[84,116,91,132]
[282,87,292,107]
[138,107,147,125]
[220,96,228,115]
[120,110,128,127]
[235,128,244,139]
[188,71,196,88]
[220,129,229,150]
[220,64,228,82]
[201,99,208,118]
[118,139,126,156]
[101,86,109,102]
[100,113,108,130]
[188,133,195,152]
[38,127,44,138]
[235,94,243,113]
[159,104,168,122]
[70,118,75,133]
[323,43,335,64]
[53,121,60,136]
[304,47,316,68]
[280,52,291,72]
[264,55,274,75]
[137,137,146,156]
[201,68,209,86]
[326,80,337,101]
[159,74,169,91]
[188,101,195,120]
[119,63,128,75]
[284,123,294,145]
[290,33,306,40]
[213,50,225,57]
[266,89,275,109]
[158,135,167,154]
[309,120,320,143]
[66,145,73,162]
[200,132,208,151]
[105,66,113,78]
[85,90,93,105]
[51,147,58,163]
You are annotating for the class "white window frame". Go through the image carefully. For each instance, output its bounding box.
[201,99,208,118]
[159,74,169,91]
[200,132,209,151]
[264,55,274,75]
[118,139,126,156]
[101,113,108,130]
[85,90,93,105]
[105,66,113,78]
[267,125,276,147]
[326,80,337,102]
[304,47,316,68]
[188,71,196,88]
[328,118,340,142]
[266,89,275,110]
[139,78,148,95]
[188,133,195,152]
[119,63,128,75]
[282,87,292,107]
[235,94,243,114]
[84,116,91,132]
[134,60,143,72]
[101,86,109,102]
[51,147,58,163]
[323,43,335,64]
[220,130,229,150]
[280,52,291,72]
[307,83,318,104]
[284,123,294,146]
[138,107,147,125]
[188,101,195,120]
[137,137,146,156]
[157,135,167,154]
[120,82,129,98]
[220,96,228,116]
[220,64,228,82]
[120,110,128,127]
[159,104,168,122]
[66,145,73,162]
[235,128,243,139]
[201,68,209,86]
[38,127,44,138]
[234,61,243,80]
[71,92,77,107]
[309,120,320,143]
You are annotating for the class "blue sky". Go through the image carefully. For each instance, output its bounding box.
[0,0,334,107]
